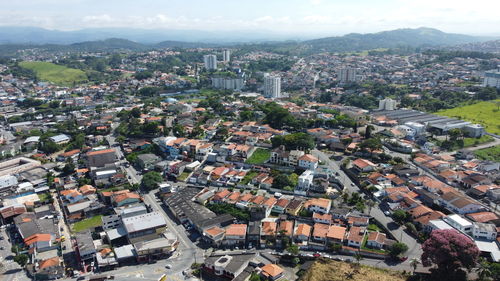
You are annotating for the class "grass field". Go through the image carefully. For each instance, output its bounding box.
[300,259,406,281]
[20,61,88,86]
[245,148,271,164]
[72,215,102,233]
[241,171,259,185]
[474,145,500,162]
[436,100,500,135]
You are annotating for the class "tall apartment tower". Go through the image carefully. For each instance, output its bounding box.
[338,68,358,83]
[222,50,231,62]
[264,74,281,98]
[203,54,218,70]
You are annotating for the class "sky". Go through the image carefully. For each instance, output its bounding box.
[1,0,499,36]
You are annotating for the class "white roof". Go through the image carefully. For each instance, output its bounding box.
[95,170,117,176]
[429,219,453,230]
[122,211,166,233]
[113,244,136,259]
[447,214,473,228]
[49,134,70,143]
[24,136,40,144]
[106,226,127,240]
[66,201,91,213]
[475,240,500,262]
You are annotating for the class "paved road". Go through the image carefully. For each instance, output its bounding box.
[0,227,30,281]
[312,149,422,265]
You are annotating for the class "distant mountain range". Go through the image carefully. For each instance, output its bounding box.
[0,27,497,55]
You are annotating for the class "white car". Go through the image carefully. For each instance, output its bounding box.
[165,264,172,269]
[384,211,391,216]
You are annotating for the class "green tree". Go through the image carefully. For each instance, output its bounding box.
[286,244,300,255]
[388,242,408,258]
[14,254,29,267]
[140,171,163,191]
[392,210,409,224]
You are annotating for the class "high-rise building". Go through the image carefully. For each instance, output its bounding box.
[483,70,500,89]
[264,75,281,98]
[203,55,217,70]
[378,98,397,111]
[338,68,358,83]
[222,50,231,62]
[211,77,245,91]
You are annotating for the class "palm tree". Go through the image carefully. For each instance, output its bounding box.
[409,258,420,275]
[354,252,363,266]
[476,258,492,281]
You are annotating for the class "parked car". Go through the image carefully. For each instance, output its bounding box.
[165,264,172,269]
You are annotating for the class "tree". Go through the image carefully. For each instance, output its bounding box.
[410,258,420,275]
[392,210,409,224]
[365,125,374,139]
[286,244,299,256]
[477,258,492,281]
[61,162,75,176]
[140,171,163,191]
[388,242,408,259]
[271,132,315,151]
[421,229,480,281]
[14,254,28,267]
[358,138,382,152]
[249,273,262,281]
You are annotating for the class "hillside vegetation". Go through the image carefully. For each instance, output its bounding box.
[300,259,407,281]
[435,100,500,135]
[20,61,87,86]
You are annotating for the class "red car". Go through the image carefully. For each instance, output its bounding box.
[313,253,321,258]
[400,256,408,262]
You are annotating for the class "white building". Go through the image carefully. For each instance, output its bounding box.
[404,122,426,135]
[0,175,18,190]
[483,70,500,89]
[204,55,218,70]
[222,50,231,62]
[263,74,281,98]
[338,68,358,83]
[473,222,497,241]
[378,98,397,111]
[443,214,473,234]
[296,170,314,195]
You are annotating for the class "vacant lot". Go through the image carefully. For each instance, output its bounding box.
[300,259,407,281]
[474,145,500,162]
[246,148,271,164]
[72,215,102,233]
[436,100,500,135]
[20,61,88,86]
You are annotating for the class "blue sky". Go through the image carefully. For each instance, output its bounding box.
[1,0,499,35]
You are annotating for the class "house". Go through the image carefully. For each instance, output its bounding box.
[326,225,346,244]
[261,220,277,242]
[86,148,117,167]
[57,149,80,162]
[272,198,289,214]
[203,253,256,280]
[278,220,294,237]
[347,215,369,227]
[112,192,141,207]
[298,154,319,170]
[75,231,96,262]
[289,150,305,166]
[366,232,387,249]
[294,223,312,243]
[34,257,64,280]
[279,197,301,215]
[260,264,284,281]
[270,145,290,166]
[311,223,329,244]
[466,212,500,224]
[439,192,486,214]
[136,153,160,170]
[443,214,473,234]
[346,226,366,248]
[223,224,247,246]
[304,198,331,214]
[352,158,377,173]
[313,212,332,224]
[472,222,497,241]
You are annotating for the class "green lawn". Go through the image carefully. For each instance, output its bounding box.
[245,148,271,164]
[20,61,88,86]
[436,100,500,135]
[241,171,258,185]
[37,193,52,202]
[463,135,494,147]
[177,171,190,182]
[367,224,382,232]
[474,145,500,162]
[72,215,103,233]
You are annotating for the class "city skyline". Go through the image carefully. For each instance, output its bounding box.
[1,0,499,37]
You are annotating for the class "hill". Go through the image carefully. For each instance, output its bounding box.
[435,100,500,135]
[303,27,482,54]
[20,61,88,86]
[69,38,150,52]
[300,259,407,281]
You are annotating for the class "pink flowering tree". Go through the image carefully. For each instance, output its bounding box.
[421,229,480,281]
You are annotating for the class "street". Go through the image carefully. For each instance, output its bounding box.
[0,227,31,281]
[312,149,423,265]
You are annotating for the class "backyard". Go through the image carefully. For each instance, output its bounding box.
[436,100,500,135]
[245,148,271,165]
